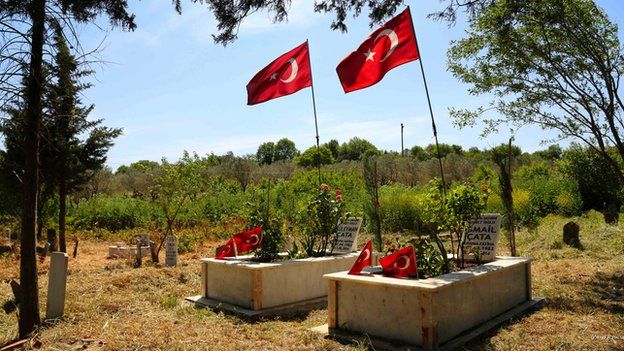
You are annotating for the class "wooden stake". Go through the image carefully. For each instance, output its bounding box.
[72,237,79,259]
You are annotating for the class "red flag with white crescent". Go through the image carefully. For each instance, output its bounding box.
[336,7,419,93]
[215,238,237,260]
[247,42,312,105]
[380,245,417,277]
[348,240,373,275]
[233,226,263,253]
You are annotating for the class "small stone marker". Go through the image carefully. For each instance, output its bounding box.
[462,213,502,262]
[46,252,69,320]
[563,221,580,248]
[136,233,150,247]
[165,235,179,267]
[332,217,363,253]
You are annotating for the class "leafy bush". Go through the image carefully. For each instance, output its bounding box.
[71,195,156,231]
[378,184,428,234]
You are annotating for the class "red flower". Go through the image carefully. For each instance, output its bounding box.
[374,200,381,208]
[480,183,489,192]
[335,188,341,195]
[336,194,343,202]
[321,184,330,191]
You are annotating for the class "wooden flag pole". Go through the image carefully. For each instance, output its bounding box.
[307,39,323,186]
[408,7,447,194]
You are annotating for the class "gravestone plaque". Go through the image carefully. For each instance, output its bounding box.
[46,252,69,320]
[136,233,150,247]
[332,217,363,253]
[462,213,502,262]
[165,235,179,267]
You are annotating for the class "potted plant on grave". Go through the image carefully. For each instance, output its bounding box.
[424,177,490,267]
[245,191,283,263]
[299,184,349,257]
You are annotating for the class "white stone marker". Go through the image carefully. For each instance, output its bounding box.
[165,235,179,267]
[332,217,363,253]
[462,213,502,262]
[46,252,69,320]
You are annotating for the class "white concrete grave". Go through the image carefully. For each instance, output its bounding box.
[323,257,539,350]
[461,213,502,261]
[188,252,365,317]
[165,235,179,267]
[108,243,150,259]
[46,252,69,320]
[332,217,363,253]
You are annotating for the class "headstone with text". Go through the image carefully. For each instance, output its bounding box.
[332,217,363,253]
[165,235,179,267]
[462,213,502,262]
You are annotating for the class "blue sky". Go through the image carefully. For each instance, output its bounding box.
[77,0,624,169]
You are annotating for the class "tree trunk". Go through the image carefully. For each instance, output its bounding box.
[59,176,67,253]
[19,0,45,338]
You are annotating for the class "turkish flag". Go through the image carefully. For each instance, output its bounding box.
[348,240,373,275]
[247,42,312,105]
[336,7,419,93]
[233,226,263,253]
[215,238,238,260]
[380,245,417,278]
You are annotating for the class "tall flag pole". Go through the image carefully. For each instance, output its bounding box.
[307,39,323,186]
[408,9,447,193]
[335,6,447,192]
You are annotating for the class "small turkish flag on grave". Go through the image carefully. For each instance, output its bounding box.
[233,226,263,253]
[247,41,312,105]
[215,238,237,260]
[336,7,419,93]
[348,240,373,275]
[380,245,417,277]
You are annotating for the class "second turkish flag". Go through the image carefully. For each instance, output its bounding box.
[336,8,419,93]
[247,41,312,105]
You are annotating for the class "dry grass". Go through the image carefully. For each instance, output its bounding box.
[1,212,623,350]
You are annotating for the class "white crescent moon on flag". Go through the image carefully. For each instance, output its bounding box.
[397,255,410,270]
[362,249,370,262]
[280,58,298,83]
[248,234,260,245]
[374,29,399,62]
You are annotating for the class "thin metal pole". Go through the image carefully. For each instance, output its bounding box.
[408,7,447,194]
[307,39,322,186]
[401,123,404,156]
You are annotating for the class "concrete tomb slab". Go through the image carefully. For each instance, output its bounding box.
[323,257,538,351]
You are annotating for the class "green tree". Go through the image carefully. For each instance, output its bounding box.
[44,26,122,252]
[339,137,379,161]
[410,145,429,161]
[448,0,624,181]
[273,138,298,162]
[296,145,335,167]
[534,145,563,161]
[256,141,275,165]
[425,143,463,159]
[560,144,622,211]
[326,139,340,160]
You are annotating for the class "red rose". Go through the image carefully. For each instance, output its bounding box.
[335,188,341,195]
[321,184,330,191]
[336,194,343,202]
